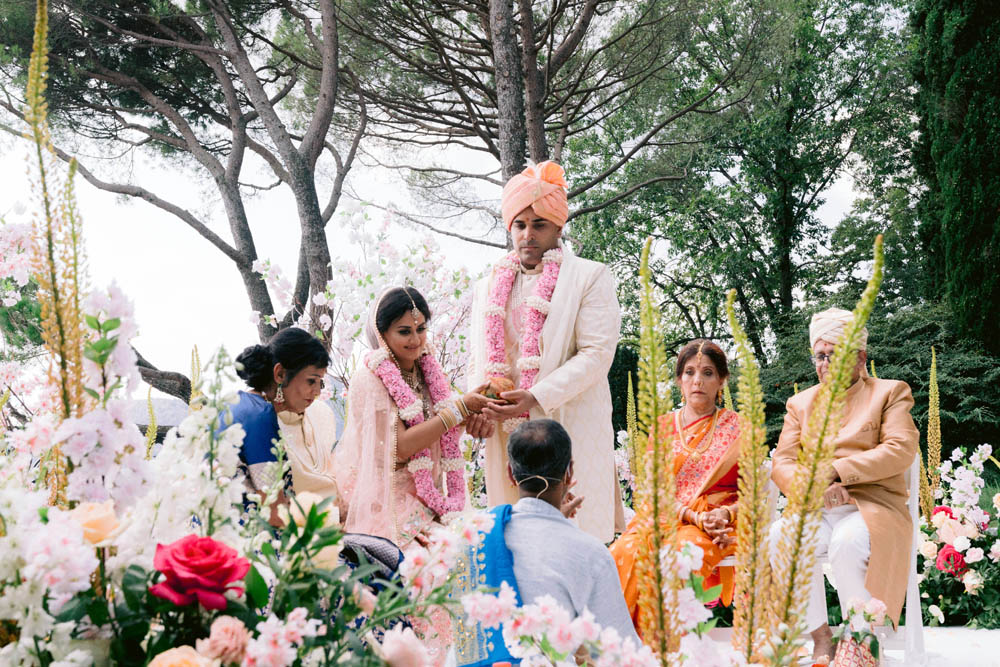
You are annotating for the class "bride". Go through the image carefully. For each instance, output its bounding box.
[334,286,493,547]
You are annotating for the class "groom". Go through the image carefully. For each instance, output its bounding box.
[468,161,622,542]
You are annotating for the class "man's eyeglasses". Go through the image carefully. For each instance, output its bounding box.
[811,352,834,364]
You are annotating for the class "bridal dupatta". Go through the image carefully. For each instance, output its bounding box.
[333,364,441,548]
[609,407,742,633]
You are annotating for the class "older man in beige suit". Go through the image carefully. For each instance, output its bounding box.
[769,308,919,661]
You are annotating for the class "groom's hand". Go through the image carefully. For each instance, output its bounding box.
[482,390,538,420]
[465,413,495,439]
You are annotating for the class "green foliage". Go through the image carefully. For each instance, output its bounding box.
[0,283,43,354]
[572,0,910,365]
[608,344,638,433]
[912,0,1000,355]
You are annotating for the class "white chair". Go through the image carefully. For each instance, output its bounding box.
[875,455,925,664]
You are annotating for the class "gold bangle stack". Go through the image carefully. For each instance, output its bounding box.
[455,398,471,420]
[439,407,459,430]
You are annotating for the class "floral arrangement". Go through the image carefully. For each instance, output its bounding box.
[365,347,465,518]
[1,339,488,665]
[459,540,752,667]
[830,598,888,666]
[483,247,562,433]
[724,289,773,664]
[917,444,1000,628]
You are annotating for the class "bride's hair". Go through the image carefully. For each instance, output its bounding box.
[375,286,432,334]
[236,328,329,391]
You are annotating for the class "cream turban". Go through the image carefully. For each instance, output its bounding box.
[809,307,868,350]
[501,161,569,230]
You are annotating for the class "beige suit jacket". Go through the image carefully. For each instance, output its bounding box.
[468,250,622,542]
[772,375,919,624]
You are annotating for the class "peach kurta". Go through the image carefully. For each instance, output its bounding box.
[771,375,919,624]
[468,249,622,542]
[278,400,340,499]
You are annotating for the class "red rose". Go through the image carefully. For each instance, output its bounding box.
[149,535,250,610]
[933,506,956,520]
[935,544,968,577]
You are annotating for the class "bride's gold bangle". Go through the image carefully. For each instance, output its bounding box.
[439,408,458,430]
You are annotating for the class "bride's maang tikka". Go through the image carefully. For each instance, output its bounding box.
[402,286,421,324]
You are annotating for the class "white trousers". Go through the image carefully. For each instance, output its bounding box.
[768,504,872,631]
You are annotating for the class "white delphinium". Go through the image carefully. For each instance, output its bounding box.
[83,283,142,395]
[660,540,705,582]
[0,474,97,663]
[57,401,151,509]
[938,446,991,527]
[108,400,248,579]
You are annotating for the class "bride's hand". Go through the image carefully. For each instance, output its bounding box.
[461,383,494,413]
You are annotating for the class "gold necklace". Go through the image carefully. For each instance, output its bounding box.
[674,408,720,460]
[399,365,422,393]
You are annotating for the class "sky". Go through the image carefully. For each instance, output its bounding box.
[0,134,856,397]
[0,139,502,387]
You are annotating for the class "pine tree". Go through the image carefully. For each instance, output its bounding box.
[912,0,1000,354]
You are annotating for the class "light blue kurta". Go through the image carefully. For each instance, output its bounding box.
[504,498,639,643]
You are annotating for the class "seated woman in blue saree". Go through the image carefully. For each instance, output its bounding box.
[223,327,337,524]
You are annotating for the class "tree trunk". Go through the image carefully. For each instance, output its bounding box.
[489,0,527,180]
[217,179,278,340]
[134,348,192,403]
[287,158,333,344]
[516,0,548,162]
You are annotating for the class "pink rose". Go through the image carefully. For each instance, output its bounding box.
[935,544,968,577]
[937,517,964,545]
[379,624,429,667]
[863,598,888,623]
[149,535,250,610]
[195,616,250,664]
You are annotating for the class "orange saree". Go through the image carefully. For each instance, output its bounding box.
[609,408,742,632]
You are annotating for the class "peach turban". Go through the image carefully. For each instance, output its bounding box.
[809,307,868,350]
[501,161,569,230]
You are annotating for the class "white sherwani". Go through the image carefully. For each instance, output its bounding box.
[468,249,621,542]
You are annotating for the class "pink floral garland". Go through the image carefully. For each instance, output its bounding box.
[484,247,562,432]
[366,348,465,517]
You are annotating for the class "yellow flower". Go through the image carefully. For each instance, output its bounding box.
[148,646,217,667]
[70,500,119,545]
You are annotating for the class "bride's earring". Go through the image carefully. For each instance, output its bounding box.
[275,384,285,404]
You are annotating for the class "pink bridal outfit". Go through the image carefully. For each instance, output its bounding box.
[334,353,446,547]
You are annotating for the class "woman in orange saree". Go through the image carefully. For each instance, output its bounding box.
[609,339,742,633]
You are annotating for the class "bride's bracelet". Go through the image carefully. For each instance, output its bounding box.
[455,398,471,420]
[439,407,459,430]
